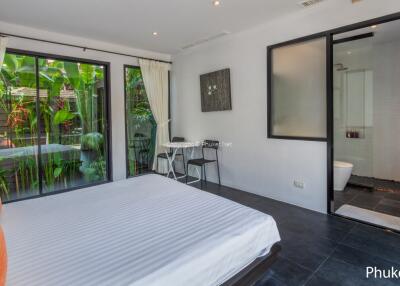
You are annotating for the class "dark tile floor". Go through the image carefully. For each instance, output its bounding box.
[335,176,400,217]
[187,179,400,286]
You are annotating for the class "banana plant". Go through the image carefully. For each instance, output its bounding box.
[0,158,9,199]
[0,53,106,197]
[64,62,103,135]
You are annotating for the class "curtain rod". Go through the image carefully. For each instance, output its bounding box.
[0,32,172,64]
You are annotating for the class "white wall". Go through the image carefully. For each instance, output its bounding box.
[0,21,171,182]
[372,40,400,181]
[171,0,400,213]
[334,39,400,182]
[333,47,374,177]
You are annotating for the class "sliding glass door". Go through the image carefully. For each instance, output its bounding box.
[0,51,110,202]
[331,19,400,229]
[0,54,40,200]
[124,65,156,177]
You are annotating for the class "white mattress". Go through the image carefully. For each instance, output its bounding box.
[1,174,280,286]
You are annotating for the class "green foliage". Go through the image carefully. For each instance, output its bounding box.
[80,157,106,181]
[81,132,104,153]
[0,53,107,201]
[18,56,36,88]
[64,61,81,89]
[0,158,9,199]
[125,66,156,176]
[53,109,76,125]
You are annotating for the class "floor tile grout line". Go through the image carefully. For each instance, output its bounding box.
[276,253,316,273]
[337,240,400,267]
[197,180,400,286]
[302,245,339,286]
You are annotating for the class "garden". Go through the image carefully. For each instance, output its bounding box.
[125,66,156,176]
[0,53,108,202]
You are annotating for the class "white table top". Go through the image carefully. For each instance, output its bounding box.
[162,142,201,149]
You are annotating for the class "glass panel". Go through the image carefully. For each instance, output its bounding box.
[38,58,108,193]
[332,19,400,229]
[125,66,156,177]
[0,53,39,202]
[270,37,327,138]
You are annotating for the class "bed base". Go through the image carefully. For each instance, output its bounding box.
[222,243,281,286]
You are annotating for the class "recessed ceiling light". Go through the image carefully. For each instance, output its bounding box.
[371,25,378,29]
[152,32,158,36]
[213,0,221,6]
[347,51,352,55]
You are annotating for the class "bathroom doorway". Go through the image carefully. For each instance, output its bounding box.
[331,19,400,231]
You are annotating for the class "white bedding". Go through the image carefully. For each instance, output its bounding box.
[1,174,280,286]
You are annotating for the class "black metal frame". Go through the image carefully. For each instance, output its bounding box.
[124,65,152,178]
[327,12,400,218]
[123,65,172,178]
[268,11,400,221]
[0,30,171,64]
[267,34,329,142]
[2,48,113,204]
[186,140,221,189]
[332,32,374,45]
[156,137,186,176]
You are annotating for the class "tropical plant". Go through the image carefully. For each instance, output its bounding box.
[125,67,156,176]
[80,157,106,181]
[81,132,104,153]
[0,158,9,199]
[0,53,107,200]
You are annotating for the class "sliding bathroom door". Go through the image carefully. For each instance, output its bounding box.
[331,19,400,230]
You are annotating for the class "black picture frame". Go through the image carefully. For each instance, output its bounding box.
[200,68,232,112]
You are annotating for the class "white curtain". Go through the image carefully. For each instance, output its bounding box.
[139,59,171,171]
[0,37,8,72]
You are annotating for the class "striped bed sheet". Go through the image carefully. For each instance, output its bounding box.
[1,174,280,286]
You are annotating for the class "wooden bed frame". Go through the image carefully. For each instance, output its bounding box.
[223,243,281,286]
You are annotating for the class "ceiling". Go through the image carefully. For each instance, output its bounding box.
[334,18,400,46]
[0,0,312,55]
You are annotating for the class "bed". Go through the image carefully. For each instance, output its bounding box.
[1,174,281,286]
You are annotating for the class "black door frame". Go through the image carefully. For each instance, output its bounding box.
[326,12,400,220]
[123,65,171,178]
[267,11,400,230]
[2,48,113,204]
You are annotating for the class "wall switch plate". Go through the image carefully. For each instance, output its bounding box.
[294,180,305,189]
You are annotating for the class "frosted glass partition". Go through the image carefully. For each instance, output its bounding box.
[269,37,327,139]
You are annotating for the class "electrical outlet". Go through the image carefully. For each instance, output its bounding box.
[293,180,305,189]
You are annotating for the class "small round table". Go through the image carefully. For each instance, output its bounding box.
[162,141,201,181]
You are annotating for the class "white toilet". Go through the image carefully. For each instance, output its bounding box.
[334,161,354,191]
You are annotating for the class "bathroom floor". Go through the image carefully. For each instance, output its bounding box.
[334,175,400,217]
